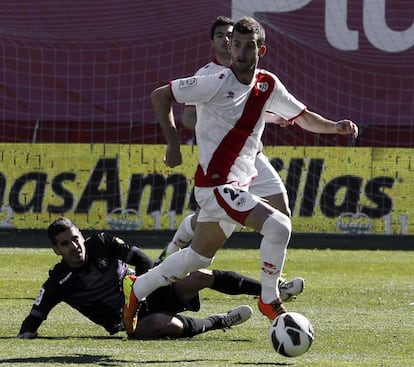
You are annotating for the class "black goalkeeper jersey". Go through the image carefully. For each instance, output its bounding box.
[19,232,153,335]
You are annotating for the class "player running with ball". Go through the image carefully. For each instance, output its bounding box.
[123,16,358,335]
[157,15,304,299]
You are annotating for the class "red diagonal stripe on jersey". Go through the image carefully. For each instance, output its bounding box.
[195,72,275,187]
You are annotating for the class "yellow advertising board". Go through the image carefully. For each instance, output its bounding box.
[262,146,411,235]
[0,143,412,234]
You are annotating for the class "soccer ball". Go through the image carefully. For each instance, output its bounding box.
[268,312,314,357]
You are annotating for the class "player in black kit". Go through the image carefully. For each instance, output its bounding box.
[17,217,259,339]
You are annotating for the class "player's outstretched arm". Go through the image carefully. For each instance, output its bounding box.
[295,110,358,138]
[17,314,43,339]
[151,85,182,167]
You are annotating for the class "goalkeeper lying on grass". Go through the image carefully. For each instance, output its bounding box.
[17,217,303,339]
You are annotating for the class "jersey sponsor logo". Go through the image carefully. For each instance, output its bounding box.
[58,272,73,285]
[178,77,197,88]
[34,287,45,306]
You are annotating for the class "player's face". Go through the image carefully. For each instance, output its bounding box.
[211,24,233,64]
[53,226,87,268]
[230,31,265,80]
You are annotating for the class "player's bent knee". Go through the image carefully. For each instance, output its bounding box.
[260,211,292,242]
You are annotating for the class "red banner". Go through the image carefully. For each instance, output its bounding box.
[0,1,412,146]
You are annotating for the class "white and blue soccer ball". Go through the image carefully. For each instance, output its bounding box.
[268,312,314,357]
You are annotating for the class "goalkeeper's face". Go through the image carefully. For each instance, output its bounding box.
[53,226,87,268]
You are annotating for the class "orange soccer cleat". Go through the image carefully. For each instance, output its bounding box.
[122,274,139,335]
[258,296,287,321]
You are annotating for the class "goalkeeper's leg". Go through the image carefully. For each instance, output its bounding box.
[123,246,214,334]
[131,306,252,339]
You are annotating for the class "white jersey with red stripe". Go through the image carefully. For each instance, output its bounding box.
[170,67,305,188]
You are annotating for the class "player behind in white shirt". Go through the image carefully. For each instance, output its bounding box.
[122,16,358,334]
[158,16,234,258]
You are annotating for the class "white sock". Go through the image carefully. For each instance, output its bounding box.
[166,214,195,256]
[133,246,213,300]
[259,211,291,303]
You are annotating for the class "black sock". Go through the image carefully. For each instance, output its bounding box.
[211,270,261,295]
[175,315,222,338]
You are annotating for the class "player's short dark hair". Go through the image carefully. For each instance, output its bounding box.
[48,217,76,245]
[210,16,234,40]
[233,16,266,47]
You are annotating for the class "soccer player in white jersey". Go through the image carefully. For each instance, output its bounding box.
[123,16,358,334]
[159,16,292,258]
[157,16,304,301]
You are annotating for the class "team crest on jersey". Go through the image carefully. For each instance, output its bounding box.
[257,82,268,92]
[235,196,247,207]
[179,77,197,89]
[97,257,109,269]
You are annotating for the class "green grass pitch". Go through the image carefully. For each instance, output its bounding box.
[0,247,413,366]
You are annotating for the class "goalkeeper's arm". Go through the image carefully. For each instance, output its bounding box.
[16,314,42,339]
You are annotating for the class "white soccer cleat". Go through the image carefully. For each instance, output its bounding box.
[219,305,253,329]
[279,277,305,302]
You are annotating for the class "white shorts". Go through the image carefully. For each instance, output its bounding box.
[195,184,263,238]
[249,152,287,198]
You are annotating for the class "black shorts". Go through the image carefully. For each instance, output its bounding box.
[137,283,200,318]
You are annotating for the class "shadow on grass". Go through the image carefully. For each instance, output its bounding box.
[0,335,123,340]
[2,336,292,366]
[236,362,293,366]
[0,354,128,366]
[3,335,253,342]
[0,354,219,366]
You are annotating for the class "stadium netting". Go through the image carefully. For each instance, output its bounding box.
[1,0,413,146]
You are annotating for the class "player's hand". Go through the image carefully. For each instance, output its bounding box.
[336,120,358,138]
[16,331,38,339]
[164,142,182,167]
